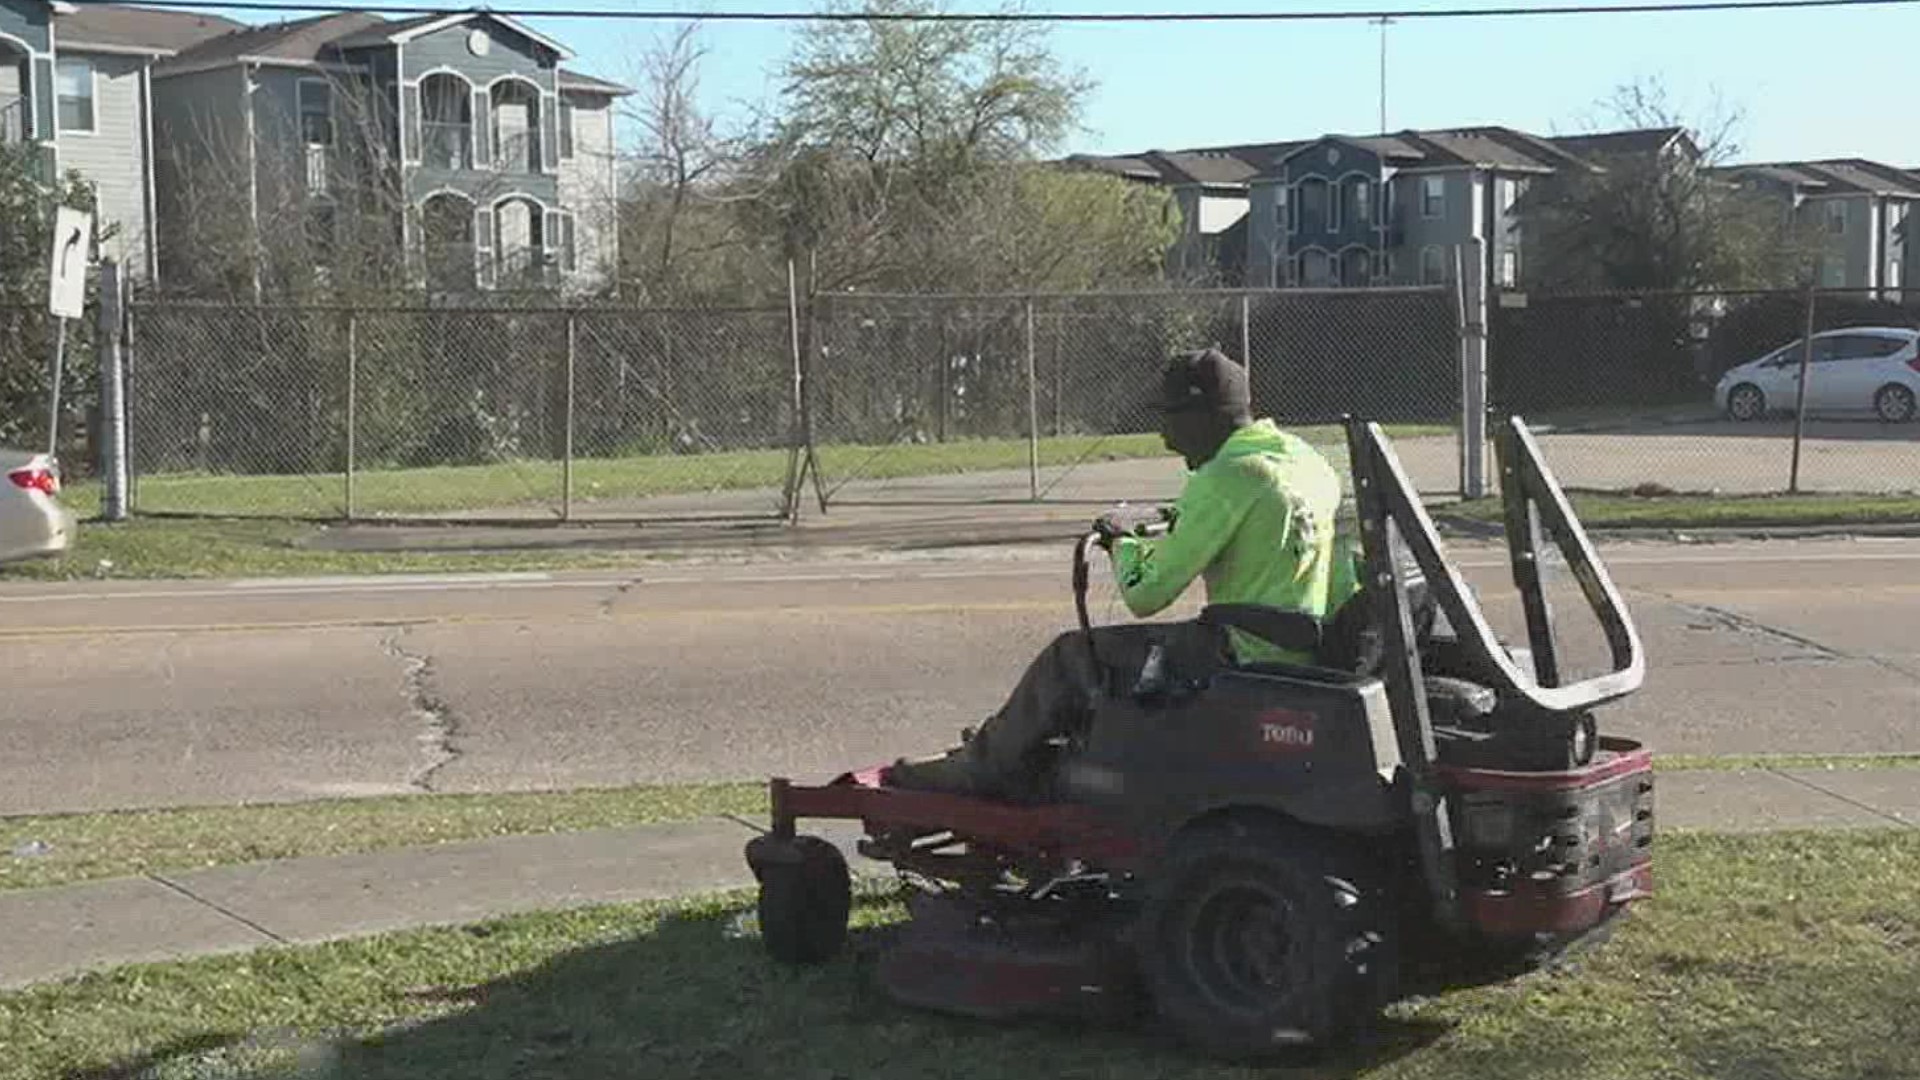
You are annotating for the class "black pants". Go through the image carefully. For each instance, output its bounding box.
[950,618,1232,798]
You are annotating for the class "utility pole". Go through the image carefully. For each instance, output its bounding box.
[1374,16,1394,134]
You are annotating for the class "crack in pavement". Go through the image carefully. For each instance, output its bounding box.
[381,627,461,792]
[1764,768,1916,830]
[1645,588,1920,684]
[147,873,287,943]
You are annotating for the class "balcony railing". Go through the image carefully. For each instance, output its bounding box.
[494,130,538,174]
[1,96,25,144]
[304,144,329,195]
[420,120,472,171]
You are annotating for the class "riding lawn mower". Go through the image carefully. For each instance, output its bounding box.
[742,415,1653,1061]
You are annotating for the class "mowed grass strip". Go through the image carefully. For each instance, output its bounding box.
[66,426,1450,519]
[3,755,1910,893]
[0,784,767,893]
[1443,492,1920,530]
[4,830,1914,1080]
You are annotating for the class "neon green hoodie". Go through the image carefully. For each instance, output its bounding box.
[1109,419,1356,666]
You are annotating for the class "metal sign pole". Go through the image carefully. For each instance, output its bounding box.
[46,316,66,457]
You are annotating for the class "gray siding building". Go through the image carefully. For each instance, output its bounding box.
[1712,159,1920,296]
[1,0,241,282]
[149,8,627,296]
[1070,125,1655,292]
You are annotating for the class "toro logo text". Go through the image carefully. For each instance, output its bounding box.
[1254,708,1317,754]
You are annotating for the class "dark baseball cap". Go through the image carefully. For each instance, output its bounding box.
[1158,348,1252,415]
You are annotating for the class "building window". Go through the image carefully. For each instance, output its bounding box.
[1341,247,1371,287]
[1295,178,1328,235]
[1419,245,1447,285]
[558,100,575,159]
[1889,260,1903,290]
[1296,249,1332,288]
[1420,175,1445,220]
[1826,201,1847,236]
[553,209,577,271]
[56,57,94,133]
[1346,178,1372,227]
[1499,249,1518,287]
[297,80,333,146]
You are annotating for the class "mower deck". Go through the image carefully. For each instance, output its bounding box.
[768,735,1654,942]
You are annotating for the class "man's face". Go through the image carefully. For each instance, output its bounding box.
[1159,405,1214,468]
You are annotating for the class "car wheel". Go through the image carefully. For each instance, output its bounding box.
[1874,384,1917,424]
[1726,383,1766,421]
[1139,815,1398,1061]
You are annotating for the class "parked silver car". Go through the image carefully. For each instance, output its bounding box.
[0,449,74,564]
[1715,327,1920,423]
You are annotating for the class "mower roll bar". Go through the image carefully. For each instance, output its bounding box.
[1344,414,1645,715]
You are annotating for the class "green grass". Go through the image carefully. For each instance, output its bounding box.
[68,426,1449,520]
[0,784,766,893]
[1443,491,1920,530]
[2,752,1906,894]
[4,829,1914,1080]
[0,518,669,582]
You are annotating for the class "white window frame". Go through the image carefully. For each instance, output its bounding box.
[1420,175,1445,220]
[55,56,96,135]
[296,77,334,147]
[1499,249,1518,287]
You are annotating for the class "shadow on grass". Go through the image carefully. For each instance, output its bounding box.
[67,900,1455,1080]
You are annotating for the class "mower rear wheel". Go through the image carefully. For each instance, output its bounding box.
[754,835,852,966]
[1139,816,1396,1061]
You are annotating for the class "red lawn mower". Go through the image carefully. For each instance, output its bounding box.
[743,416,1653,1061]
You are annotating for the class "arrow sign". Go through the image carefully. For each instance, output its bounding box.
[48,206,93,320]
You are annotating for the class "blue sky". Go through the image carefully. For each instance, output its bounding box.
[197,0,1920,166]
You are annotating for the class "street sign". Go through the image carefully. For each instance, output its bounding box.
[48,206,92,319]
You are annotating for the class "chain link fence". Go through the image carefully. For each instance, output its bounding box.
[807,287,1462,508]
[1489,286,1920,496]
[92,281,1920,524]
[125,302,799,521]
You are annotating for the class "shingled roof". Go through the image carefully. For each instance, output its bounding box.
[56,4,244,56]
[154,11,385,75]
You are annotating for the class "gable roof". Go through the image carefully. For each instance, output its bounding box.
[1079,123,1641,188]
[1716,158,1920,199]
[557,67,632,97]
[330,9,572,60]
[155,11,385,76]
[1549,126,1690,161]
[1143,150,1259,186]
[55,4,244,56]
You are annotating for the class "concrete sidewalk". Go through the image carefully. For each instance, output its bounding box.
[2,767,1914,991]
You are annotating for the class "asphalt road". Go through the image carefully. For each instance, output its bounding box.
[3,538,1919,815]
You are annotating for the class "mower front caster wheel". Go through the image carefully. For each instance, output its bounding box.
[747,834,852,965]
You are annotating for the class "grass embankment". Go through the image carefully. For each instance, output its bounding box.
[4,829,1914,1080]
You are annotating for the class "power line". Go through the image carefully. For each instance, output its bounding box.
[69,0,1920,21]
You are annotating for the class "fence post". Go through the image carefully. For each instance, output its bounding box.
[344,312,357,521]
[1025,298,1040,500]
[1239,292,1252,375]
[563,312,577,522]
[1456,241,1490,500]
[95,258,128,521]
[1789,283,1816,494]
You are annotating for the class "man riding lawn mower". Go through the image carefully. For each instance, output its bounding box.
[744,349,1653,1061]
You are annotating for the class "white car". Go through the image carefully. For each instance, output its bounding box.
[1715,326,1920,423]
[0,449,75,564]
